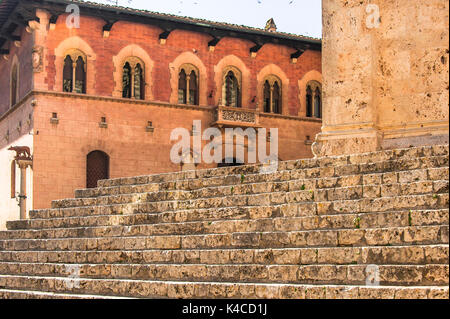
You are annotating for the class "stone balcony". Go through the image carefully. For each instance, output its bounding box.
[211,105,262,129]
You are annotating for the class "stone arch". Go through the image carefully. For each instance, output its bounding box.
[298,69,322,117]
[169,51,208,106]
[54,36,96,95]
[257,64,290,115]
[112,44,154,100]
[214,55,250,107]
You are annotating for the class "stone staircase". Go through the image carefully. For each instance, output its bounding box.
[0,145,448,299]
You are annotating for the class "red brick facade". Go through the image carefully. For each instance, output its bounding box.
[0,2,322,217]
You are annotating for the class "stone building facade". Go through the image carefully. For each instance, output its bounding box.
[0,0,322,229]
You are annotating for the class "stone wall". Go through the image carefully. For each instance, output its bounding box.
[314,0,449,156]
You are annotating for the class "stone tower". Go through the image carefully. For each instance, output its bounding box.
[314,0,449,156]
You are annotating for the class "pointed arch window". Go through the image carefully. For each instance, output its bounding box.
[263,81,271,113]
[122,57,145,100]
[262,76,282,114]
[223,68,241,108]
[306,81,322,118]
[63,49,86,94]
[178,64,199,105]
[306,86,313,117]
[178,69,187,104]
[314,87,322,118]
[11,63,18,107]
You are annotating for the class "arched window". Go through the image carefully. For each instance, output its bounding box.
[74,56,86,94]
[224,70,241,108]
[178,64,199,105]
[63,50,86,94]
[63,56,73,93]
[134,63,144,100]
[86,151,109,189]
[178,69,187,104]
[11,64,18,107]
[306,81,322,118]
[122,57,145,100]
[314,87,322,118]
[189,71,198,105]
[306,86,313,117]
[263,81,271,113]
[262,76,282,114]
[122,62,132,98]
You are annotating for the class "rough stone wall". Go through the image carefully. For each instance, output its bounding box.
[315,0,449,156]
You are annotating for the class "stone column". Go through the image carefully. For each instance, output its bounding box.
[16,160,33,220]
[313,0,449,157]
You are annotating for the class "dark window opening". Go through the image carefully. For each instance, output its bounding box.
[178,69,187,104]
[218,158,244,168]
[263,81,271,113]
[225,71,241,108]
[306,86,313,117]
[122,62,132,98]
[63,56,73,93]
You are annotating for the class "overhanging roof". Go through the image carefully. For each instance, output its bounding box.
[0,0,321,56]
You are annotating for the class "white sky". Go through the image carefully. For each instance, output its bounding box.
[93,0,322,38]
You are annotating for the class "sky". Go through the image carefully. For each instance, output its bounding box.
[93,0,323,38]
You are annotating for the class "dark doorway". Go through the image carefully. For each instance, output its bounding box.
[86,151,109,188]
[218,158,244,168]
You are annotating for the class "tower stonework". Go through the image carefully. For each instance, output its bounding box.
[313,0,449,157]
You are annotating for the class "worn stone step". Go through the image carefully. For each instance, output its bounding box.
[63,178,448,210]
[0,225,448,252]
[95,144,449,189]
[0,262,447,286]
[74,165,449,200]
[62,162,449,208]
[0,245,447,266]
[43,188,449,219]
[0,288,128,299]
[0,274,447,299]
[3,209,449,240]
[26,186,450,224]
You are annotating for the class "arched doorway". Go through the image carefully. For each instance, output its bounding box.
[86,151,109,188]
[217,158,244,168]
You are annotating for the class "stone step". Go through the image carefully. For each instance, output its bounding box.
[0,225,448,252]
[26,186,450,222]
[74,166,449,200]
[0,288,128,299]
[64,162,449,208]
[3,209,449,240]
[95,144,449,189]
[0,274,447,299]
[32,188,449,222]
[0,262,447,286]
[0,245,447,266]
[60,177,449,210]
